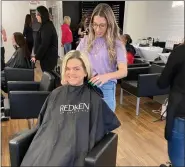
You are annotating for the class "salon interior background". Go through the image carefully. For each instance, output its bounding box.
[1,1,184,61]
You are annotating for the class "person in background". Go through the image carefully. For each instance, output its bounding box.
[1,26,7,121]
[158,40,185,167]
[78,14,89,38]
[23,14,34,54]
[77,3,127,112]
[31,6,58,73]
[61,16,73,54]
[1,32,32,94]
[1,32,31,121]
[5,32,31,69]
[1,25,7,71]
[121,34,136,64]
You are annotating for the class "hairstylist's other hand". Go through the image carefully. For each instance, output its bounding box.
[31,57,36,63]
[89,74,110,87]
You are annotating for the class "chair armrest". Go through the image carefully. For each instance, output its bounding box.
[85,133,118,167]
[138,74,170,97]
[151,60,165,66]
[134,55,142,59]
[133,58,146,63]
[128,63,150,68]
[120,80,138,96]
[9,91,50,119]
[149,64,165,73]
[4,98,10,117]
[9,128,37,167]
[123,66,150,81]
[7,81,40,92]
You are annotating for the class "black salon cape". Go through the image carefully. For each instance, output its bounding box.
[20,84,121,166]
[6,48,31,69]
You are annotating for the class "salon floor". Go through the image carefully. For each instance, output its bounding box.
[1,60,168,166]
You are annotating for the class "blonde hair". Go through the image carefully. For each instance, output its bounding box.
[61,50,92,83]
[87,3,121,64]
[63,16,71,25]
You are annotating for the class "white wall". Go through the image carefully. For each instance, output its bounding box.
[123,1,148,43]
[46,0,56,8]
[2,1,46,61]
[46,0,64,57]
[2,1,30,61]
[123,1,184,43]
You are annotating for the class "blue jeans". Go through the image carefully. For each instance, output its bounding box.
[99,81,116,112]
[168,117,185,166]
[64,43,72,54]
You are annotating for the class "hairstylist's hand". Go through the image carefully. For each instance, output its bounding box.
[31,57,36,63]
[89,74,110,87]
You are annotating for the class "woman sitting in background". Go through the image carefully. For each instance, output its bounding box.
[1,32,32,104]
[61,16,73,54]
[121,34,136,64]
[6,32,31,68]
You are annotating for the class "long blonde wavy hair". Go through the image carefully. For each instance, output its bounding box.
[87,3,121,64]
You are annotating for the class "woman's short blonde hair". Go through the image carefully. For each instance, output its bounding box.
[63,16,71,25]
[61,50,92,83]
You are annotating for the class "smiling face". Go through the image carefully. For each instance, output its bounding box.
[65,58,87,86]
[92,15,107,37]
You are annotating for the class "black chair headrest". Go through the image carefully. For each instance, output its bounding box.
[39,72,55,91]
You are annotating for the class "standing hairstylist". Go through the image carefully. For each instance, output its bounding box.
[77,3,127,112]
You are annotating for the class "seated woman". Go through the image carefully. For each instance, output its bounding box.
[1,32,32,120]
[6,32,32,68]
[121,34,136,64]
[1,32,32,89]
[20,50,120,166]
